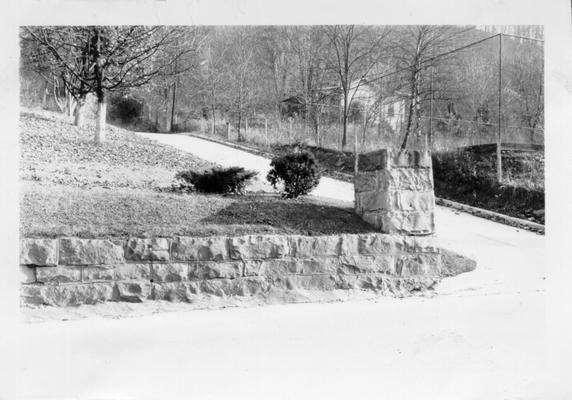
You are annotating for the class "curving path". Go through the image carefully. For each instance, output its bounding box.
[5,133,553,400]
[135,132,545,298]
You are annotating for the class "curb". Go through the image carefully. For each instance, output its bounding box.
[434,197,545,234]
[176,132,545,235]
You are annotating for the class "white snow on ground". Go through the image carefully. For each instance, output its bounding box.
[6,133,557,400]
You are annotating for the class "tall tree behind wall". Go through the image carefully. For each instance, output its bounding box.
[220,27,259,141]
[389,25,473,149]
[23,26,198,143]
[286,26,330,146]
[324,25,390,151]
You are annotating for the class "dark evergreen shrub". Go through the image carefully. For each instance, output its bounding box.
[107,95,143,125]
[266,151,321,198]
[174,167,257,195]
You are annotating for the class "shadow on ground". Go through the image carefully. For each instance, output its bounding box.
[200,195,376,235]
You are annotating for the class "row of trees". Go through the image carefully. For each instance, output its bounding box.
[20,25,543,150]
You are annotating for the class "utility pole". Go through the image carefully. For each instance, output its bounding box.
[497,33,503,183]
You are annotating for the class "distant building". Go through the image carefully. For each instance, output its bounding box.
[279,79,406,132]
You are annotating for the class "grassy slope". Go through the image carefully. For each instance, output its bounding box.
[20,110,374,238]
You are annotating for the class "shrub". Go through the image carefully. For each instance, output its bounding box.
[107,95,144,125]
[174,167,257,195]
[267,151,321,198]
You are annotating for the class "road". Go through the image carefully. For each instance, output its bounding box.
[4,133,556,400]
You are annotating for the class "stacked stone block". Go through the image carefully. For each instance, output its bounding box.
[20,234,442,307]
[355,149,435,235]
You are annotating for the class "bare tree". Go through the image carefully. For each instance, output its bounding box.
[23,26,197,143]
[201,28,230,136]
[324,25,389,150]
[389,26,471,149]
[222,27,258,142]
[286,26,330,146]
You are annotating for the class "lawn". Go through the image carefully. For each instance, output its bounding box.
[20,109,375,238]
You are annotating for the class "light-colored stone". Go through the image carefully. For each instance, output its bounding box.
[124,238,170,262]
[20,283,114,306]
[20,266,36,284]
[115,281,152,302]
[290,235,341,258]
[82,266,115,282]
[338,255,395,275]
[379,211,435,235]
[171,236,229,261]
[230,235,289,260]
[245,258,300,276]
[392,190,434,212]
[114,264,152,281]
[287,274,338,291]
[401,236,439,253]
[188,261,242,280]
[36,266,82,284]
[354,149,435,235]
[151,263,188,283]
[357,191,391,212]
[151,282,199,302]
[234,277,271,296]
[199,279,233,297]
[378,169,433,191]
[59,238,124,265]
[395,253,442,276]
[20,238,58,266]
[357,234,395,254]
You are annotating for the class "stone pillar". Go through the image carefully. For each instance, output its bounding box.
[355,149,435,235]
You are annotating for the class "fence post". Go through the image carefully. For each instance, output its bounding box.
[497,33,503,183]
[226,121,230,140]
[245,117,248,141]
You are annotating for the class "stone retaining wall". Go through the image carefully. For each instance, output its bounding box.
[355,149,435,235]
[20,234,442,307]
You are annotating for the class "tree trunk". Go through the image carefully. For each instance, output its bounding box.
[315,111,321,147]
[93,27,106,144]
[95,95,107,144]
[74,97,86,127]
[66,92,77,118]
[237,112,242,142]
[401,99,415,150]
[354,122,359,174]
[211,102,216,136]
[341,95,348,150]
[170,79,177,133]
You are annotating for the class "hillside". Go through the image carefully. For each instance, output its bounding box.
[20,109,375,238]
